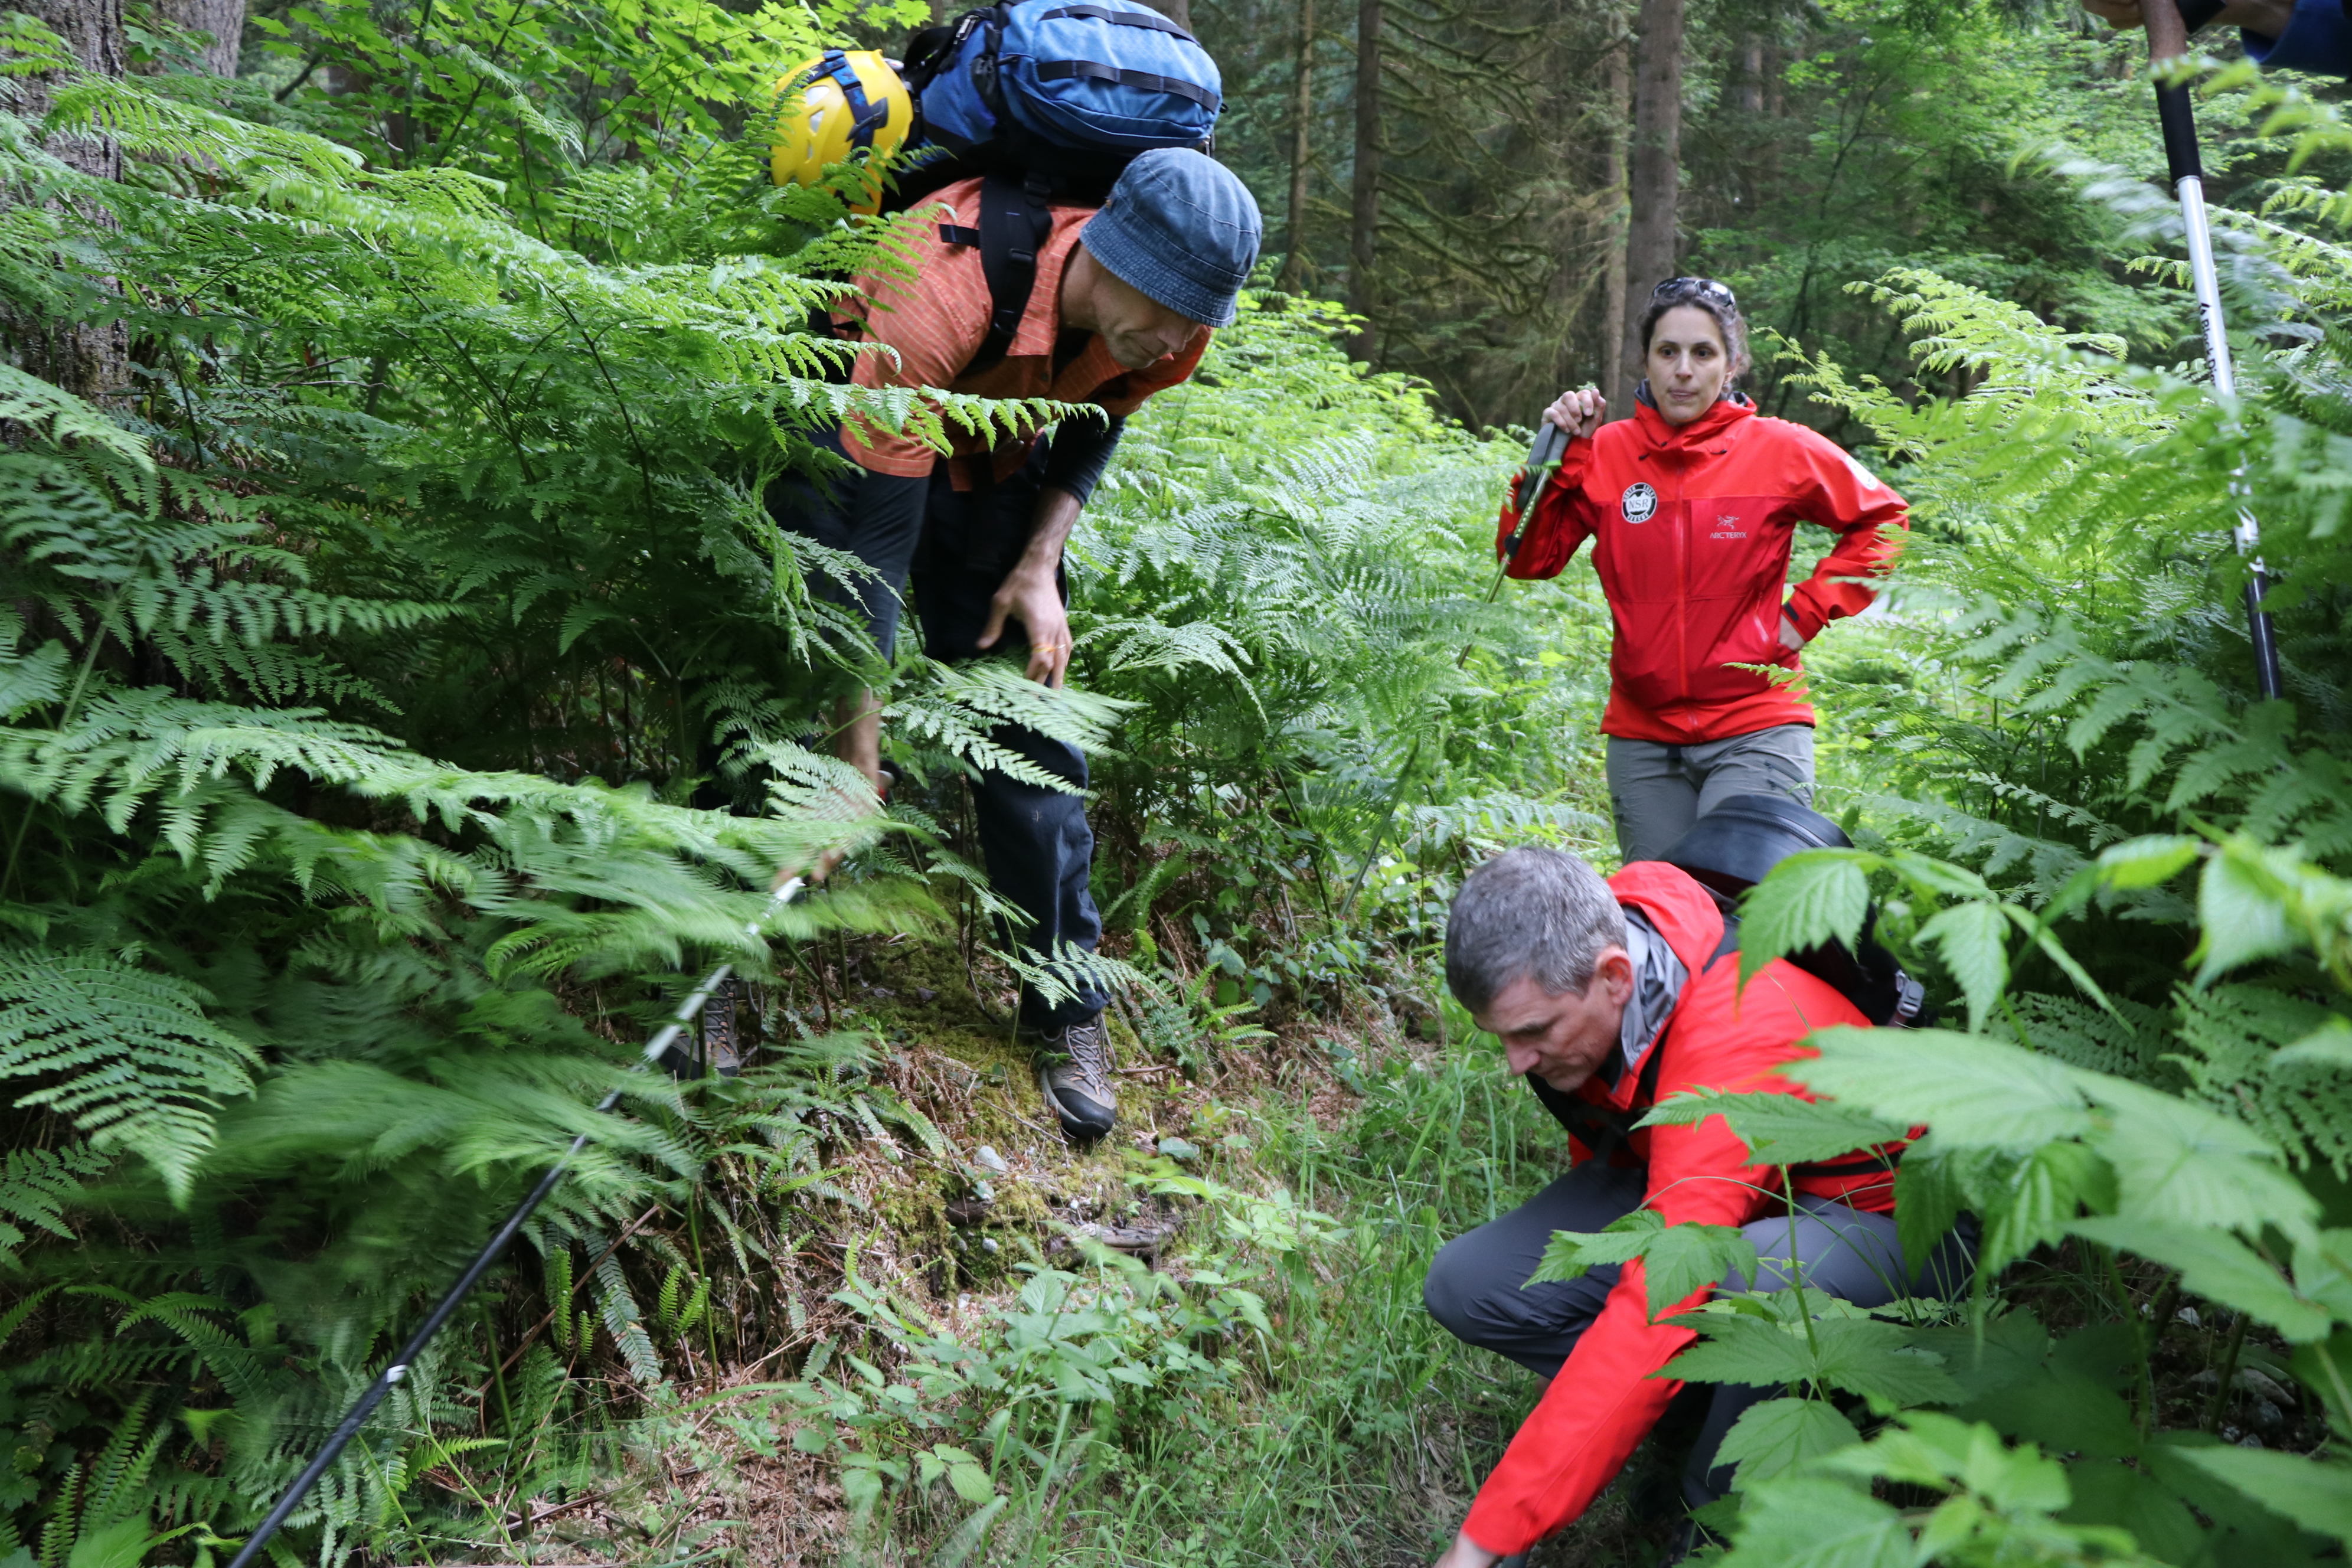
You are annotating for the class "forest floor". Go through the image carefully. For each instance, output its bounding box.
[450,915,1638,1567]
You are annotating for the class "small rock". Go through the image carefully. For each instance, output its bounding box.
[915,986,936,1002]
[981,1237,999,1253]
[1157,1136,1202,1161]
[2237,1368,2295,1404]
[2221,1425,2241,1442]
[2237,1434,2265,1449]
[975,1145,1009,1174]
[2254,1399,2285,1430]
[2174,1306,2201,1328]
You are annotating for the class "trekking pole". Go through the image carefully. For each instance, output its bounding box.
[2144,0,2286,700]
[1335,422,1570,917]
[222,875,807,1568]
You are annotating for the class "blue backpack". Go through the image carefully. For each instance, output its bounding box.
[885,1,1225,371]
[904,2,1223,202]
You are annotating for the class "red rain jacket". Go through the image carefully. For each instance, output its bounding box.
[1496,398,1909,744]
[1460,861,1903,1557]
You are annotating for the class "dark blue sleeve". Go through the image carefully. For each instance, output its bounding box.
[2240,0,2352,73]
[1039,414,1126,507]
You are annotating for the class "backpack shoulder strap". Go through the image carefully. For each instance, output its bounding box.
[944,171,1050,375]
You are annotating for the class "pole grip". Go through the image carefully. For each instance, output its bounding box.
[2146,0,2204,182]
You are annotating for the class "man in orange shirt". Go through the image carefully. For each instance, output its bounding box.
[774,149,1261,1143]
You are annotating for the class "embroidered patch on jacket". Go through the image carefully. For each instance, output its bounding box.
[1621,482,1658,524]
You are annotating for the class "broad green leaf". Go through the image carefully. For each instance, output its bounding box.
[2194,840,2301,984]
[2276,1018,2352,1070]
[1665,1314,1960,1407]
[2293,1230,2352,1321]
[1642,1089,1908,1167]
[2072,1216,2332,1342]
[66,1520,165,1568]
[1830,1412,2070,1513]
[946,1461,997,1504]
[2093,834,2201,890]
[1716,1476,1912,1568]
[2074,1073,2318,1243]
[1530,1207,1757,1318]
[1530,1207,1661,1283]
[1978,1142,2116,1278]
[2170,1445,2352,1545]
[2061,1460,2206,1567]
[1740,851,1873,988]
[1639,1221,1762,1317]
[1892,1145,1969,1278]
[1790,1028,2092,1154]
[1917,900,2009,1032]
[1715,1397,1863,1488]
[1956,1374,2140,1461]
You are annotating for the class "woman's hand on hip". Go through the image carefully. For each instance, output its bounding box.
[1543,387,1606,440]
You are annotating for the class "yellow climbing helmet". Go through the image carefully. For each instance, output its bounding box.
[770,50,913,213]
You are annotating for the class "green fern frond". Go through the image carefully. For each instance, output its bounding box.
[0,952,259,1203]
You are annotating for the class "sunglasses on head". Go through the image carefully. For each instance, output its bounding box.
[1652,276,1737,308]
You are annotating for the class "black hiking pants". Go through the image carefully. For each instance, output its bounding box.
[1422,1161,1974,1521]
[777,438,1106,1031]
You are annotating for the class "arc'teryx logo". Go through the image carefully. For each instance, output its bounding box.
[1621,482,1658,524]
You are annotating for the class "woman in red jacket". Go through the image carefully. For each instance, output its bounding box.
[1502,277,1909,862]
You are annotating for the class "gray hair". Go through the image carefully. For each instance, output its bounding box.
[1444,847,1628,1012]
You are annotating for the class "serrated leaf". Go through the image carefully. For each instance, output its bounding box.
[1716,1397,1863,1488]
[2275,1018,2352,1070]
[1665,1313,1960,1406]
[1789,1028,2092,1154]
[1532,1207,1758,1317]
[946,1461,996,1504]
[2094,834,2201,890]
[2075,1073,2317,1243]
[1978,1141,2116,1277]
[2170,1446,2352,1544]
[2194,841,2300,983]
[1716,1476,1911,1568]
[2072,1215,2333,1342]
[1642,1090,1907,1168]
[1918,900,2009,1033]
[1740,851,1874,988]
[1530,1207,1661,1285]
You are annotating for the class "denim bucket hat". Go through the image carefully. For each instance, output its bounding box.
[1080,149,1263,328]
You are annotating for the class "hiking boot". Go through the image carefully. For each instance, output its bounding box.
[1031,1015,1117,1144]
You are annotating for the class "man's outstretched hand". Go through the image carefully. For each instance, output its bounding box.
[976,483,1086,689]
[977,562,1073,689]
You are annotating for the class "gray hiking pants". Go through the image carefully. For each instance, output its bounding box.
[1422,1161,1972,1516]
[1605,723,1815,864]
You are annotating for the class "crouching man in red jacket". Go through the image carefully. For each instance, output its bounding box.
[1422,847,1971,1567]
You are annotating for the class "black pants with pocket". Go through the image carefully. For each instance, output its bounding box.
[1421,1159,1974,1518]
[780,440,1106,1030]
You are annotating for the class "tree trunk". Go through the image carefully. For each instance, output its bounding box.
[14,0,129,403]
[1138,0,1193,31]
[1599,38,1631,413]
[1347,0,1380,361]
[159,0,242,77]
[1278,0,1314,293]
[1617,0,1683,410]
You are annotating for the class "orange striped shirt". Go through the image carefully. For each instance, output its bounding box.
[834,177,1208,488]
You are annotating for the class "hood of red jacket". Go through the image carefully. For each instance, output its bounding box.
[1606,861,1727,989]
[1629,395,1755,452]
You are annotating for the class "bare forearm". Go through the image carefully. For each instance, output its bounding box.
[1018,485,1084,576]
